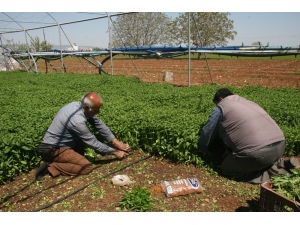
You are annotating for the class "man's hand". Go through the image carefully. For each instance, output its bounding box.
[111,138,131,152]
[113,150,129,159]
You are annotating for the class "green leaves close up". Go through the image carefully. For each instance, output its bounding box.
[118,187,155,212]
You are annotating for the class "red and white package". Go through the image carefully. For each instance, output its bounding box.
[161,178,204,197]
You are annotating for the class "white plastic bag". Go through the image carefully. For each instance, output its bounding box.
[111,174,131,186]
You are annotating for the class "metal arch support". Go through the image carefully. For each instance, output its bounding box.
[58,58,67,73]
[1,12,135,35]
[80,55,105,74]
[44,58,58,73]
[11,52,38,73]
[100,53,118,74]
[27,52,39,74]
[3,44,300,75]
[2,13,35,60]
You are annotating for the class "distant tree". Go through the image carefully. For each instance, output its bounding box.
[4,39,27,51]
[30,36,53,51]
[92,47,103,51]
[40,40,53,51]
[171,12,237,47]
[17,43,27,50]
[4,38,52,52]
[30,36,41,52]
[111,12,174,47]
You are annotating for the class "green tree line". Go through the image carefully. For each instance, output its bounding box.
[4,36,53,52]
[110,12,236,48]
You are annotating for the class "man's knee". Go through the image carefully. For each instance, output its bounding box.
[79,163,93,175]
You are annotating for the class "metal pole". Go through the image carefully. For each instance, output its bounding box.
[106,13,113,75]
[46,13,64,73]
[43,29,48,73]
[188,12,191,87]
[57,26,64,72]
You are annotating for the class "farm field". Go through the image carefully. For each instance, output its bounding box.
[34,56,300,88]
[0,57,299,214]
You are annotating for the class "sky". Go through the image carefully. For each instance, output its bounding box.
[1,2,300,50]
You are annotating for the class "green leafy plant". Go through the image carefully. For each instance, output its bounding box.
[271,169,300,205]
[84,148,98,163]
[118,187,155,212]
[90,186,105,200]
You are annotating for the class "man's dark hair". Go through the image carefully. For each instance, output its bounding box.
[213,88,234,103]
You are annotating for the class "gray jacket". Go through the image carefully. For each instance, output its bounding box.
[218,95,285,153]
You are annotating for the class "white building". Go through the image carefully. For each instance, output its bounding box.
[65,43,78,51]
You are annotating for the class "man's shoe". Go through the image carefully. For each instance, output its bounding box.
[267,164,289,176]
[35,162,49,181]
[284,157,300,171]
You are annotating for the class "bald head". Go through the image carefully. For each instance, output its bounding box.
[81,92,102,108]
[81,92,103,117]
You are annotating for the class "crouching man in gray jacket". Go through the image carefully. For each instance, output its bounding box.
[198,88,299,184]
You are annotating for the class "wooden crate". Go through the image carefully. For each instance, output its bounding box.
[260,182,300,212]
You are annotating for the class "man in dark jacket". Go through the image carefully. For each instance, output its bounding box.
[198,88,300,184]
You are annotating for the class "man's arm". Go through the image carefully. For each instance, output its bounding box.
[87,117,115,142]
[198,106,223,154]
[111,138,131,152]
[88,116,131,152]
[71,119,115,155]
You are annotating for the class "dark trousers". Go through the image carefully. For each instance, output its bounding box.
[220,140,285,184]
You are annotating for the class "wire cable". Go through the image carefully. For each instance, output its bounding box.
[31,154,152,212]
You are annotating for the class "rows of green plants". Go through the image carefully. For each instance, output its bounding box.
[0,71,299,184]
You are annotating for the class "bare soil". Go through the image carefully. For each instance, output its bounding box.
[35,56,300,88]
[103,57,300,88]
[0,57,299,212]
[0,150,261,212]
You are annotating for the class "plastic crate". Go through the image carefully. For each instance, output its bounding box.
[259,182,300,212]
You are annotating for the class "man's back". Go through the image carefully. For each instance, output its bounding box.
[218,95,285,153]
[42,102,84,148]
